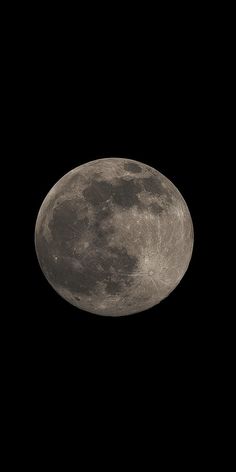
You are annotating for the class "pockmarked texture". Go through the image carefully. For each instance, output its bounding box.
[35,158,194,316]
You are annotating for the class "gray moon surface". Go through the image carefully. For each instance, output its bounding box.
[35,158,194,316]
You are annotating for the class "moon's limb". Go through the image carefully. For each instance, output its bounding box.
[35,158,194,316]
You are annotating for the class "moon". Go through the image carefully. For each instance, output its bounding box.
[35,158,194,316]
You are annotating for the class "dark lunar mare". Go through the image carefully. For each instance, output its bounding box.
[141,175,165,196]
[82,174,170,210]
[150,202,163,214]
[36,190,139,297]
[82,178,142,209]
[123,162,142,173]
[49,198,89,253]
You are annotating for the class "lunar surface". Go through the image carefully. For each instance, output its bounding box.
[35,158,194,316]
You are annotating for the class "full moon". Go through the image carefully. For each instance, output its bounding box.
[35,158,194,316]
